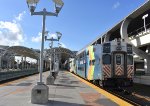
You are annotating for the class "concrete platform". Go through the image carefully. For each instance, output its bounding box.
[0,71,130,106]
[134,75,150,85]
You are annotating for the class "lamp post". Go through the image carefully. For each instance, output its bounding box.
[45,32,62,83]
[142,14,148,32]
[26,0,64,104]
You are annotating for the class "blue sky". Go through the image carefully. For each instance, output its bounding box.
[0,0,147,51]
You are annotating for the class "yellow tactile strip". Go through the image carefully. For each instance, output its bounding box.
[69,72,134,106]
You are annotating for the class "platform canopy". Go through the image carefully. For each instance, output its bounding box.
[46,47,76,63]
[6,46,39,59]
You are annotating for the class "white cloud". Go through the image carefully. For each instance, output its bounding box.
[15,11,26,21]
[113,2,120,9]
[50,33,58,39]
[0,11,26,46]
[31,32,42,42]
[31,33,58,43]
[59,42,67,48]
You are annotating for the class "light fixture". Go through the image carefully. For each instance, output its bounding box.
[142,14,148,19]
[44,31,49,40]
[142,14,149,32]
[53,0,64,14]
[26,0,39,13]
[56,31,62,40]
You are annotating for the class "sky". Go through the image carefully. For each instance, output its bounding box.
[0,0,147,51]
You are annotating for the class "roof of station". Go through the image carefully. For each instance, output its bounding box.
[46,47,76,63]
[78,0,150,54]
[6,46,39,59]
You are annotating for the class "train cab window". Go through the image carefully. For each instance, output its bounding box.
[102,54,111,64]
[127,44,132,54]
[103,43,110,53]
[127,55,133,65]
[116,55,121,65]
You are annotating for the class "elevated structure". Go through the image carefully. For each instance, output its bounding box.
[78,0,150,75]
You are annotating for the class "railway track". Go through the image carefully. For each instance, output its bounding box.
[103,85,150,106]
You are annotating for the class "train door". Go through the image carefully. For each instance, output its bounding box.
[112,52,127,77]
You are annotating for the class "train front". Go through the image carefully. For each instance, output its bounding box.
[102,39,134,87]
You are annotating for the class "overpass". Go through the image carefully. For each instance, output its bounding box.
[79,0,150,75]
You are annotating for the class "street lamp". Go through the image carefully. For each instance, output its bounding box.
[26,0,64,104]
[45,32,62,80]
[26,0,64,84]
[142,14,148,32]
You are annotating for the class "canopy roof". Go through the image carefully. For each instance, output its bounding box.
[6,46,39,59]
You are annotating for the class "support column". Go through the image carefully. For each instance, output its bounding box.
[21,56,23,70]
[120,18,150,60]
[145,46,150,74]
[104,33,111,42]
[101,37,103,44]
[120,18,132,40]
[46,55,54,85]
[17,60,19,69]
[24,57,26,69]
[13,56,15,69]
[9,58,11,69]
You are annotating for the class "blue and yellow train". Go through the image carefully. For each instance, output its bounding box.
[69,39,134,87]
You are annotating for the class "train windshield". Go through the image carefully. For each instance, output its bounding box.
[102,54,111,64]
[127,55,133,65]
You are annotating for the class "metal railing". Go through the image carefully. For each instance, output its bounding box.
[0,68,38,82]
[128,23,150,40]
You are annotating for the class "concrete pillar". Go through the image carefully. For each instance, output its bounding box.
[31,82,49,104]
[21,56,23,70]
[146,59,150,74]
[104,33,111,42]
[17,60,19,69]
[24,57,26,69]
[120,18,132,40]
[7,58,9,69]
[101,37,103,44]
[9,58,11,69]
[121,18,150,60]
[46,56,54,85]
[145,46,150,74]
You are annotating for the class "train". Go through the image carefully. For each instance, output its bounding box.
[69,39,134,87]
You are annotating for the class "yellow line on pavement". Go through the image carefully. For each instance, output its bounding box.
[69,72,134,106]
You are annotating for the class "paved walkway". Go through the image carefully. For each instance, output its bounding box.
[0,71,118,106]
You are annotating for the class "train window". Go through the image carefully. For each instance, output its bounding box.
[89,60,91,65]
[92,60,95,65]
[116,55,121,65]
[102,54,111,64]
[127,44,132,54]
[86,51,89,55]
[103,43,110,53]
[127,55,133,65]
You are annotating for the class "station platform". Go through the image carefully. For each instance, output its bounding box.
[134,75,150,85]
[0,70,132,106]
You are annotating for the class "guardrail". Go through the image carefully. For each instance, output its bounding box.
[0,68,38,82]
[128,23,150,39]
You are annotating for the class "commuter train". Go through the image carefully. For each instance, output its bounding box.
[69,39,134,87]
